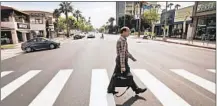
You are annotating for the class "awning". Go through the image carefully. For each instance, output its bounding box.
[17,30,30,33]
[1,27,15,31]
[174,20,192,25]
[155,24,162,26]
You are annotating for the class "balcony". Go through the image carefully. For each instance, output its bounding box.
[1,21,30,30]
[17,23,30,29]
[1,22,16,29]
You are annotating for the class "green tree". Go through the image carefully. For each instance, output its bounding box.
[58,17,67,32]
[88,17,91,24]
[174,4,181,10]
[68,16,76,30]
[74,10,81,22]
[59,2,74,37]
[53,9,61,37]
[155,4,161,13]
[108,17,115,26]
[167,3,174,10]
[143,8,160,37]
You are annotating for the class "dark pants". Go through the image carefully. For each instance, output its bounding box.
[107,56,138,92]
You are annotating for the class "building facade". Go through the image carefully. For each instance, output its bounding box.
[155,9,176,36]
[1,6,31,44]
[116,1,157,29]
[191,1,216,41]
[116,2,125,25]
[23,11,55,38]
[116,2,140,25]
[173,6,193,39]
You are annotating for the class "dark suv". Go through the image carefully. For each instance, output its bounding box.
[21,37,60,53]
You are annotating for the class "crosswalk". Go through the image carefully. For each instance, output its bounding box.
[1,49,23,60]
[1,68,215,106]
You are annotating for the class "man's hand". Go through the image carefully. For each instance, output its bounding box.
[132,58,137,62]
[121,68,126,73]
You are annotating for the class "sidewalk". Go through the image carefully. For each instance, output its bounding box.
[154,37,216,50]
[129,35,216,49]
[1,37,71,61]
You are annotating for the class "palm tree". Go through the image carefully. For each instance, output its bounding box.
[174,4,181,10]
[74,10,81,22]
[108,17,115,26]
[53,9,61,37]
[88,17,91,24]
[59,2,74,37]
[167,3,174,10]
[155,4,161,12]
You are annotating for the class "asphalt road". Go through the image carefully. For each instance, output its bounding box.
[1,34,216,106]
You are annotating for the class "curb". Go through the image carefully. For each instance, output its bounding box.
[154,39,216,50]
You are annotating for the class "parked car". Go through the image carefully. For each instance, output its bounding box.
[87,34,95,38]
[21,37,60,53]
[74,34,83,40]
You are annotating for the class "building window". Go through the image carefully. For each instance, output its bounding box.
[195,15,216,41]
[30,17,43,24]
[1,17,9,22]
[15,17,23,22]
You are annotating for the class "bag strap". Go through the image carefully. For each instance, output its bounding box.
[115,86,130,97]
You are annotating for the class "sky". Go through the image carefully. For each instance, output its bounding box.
[1,2,116,29]
[2,2,194,28]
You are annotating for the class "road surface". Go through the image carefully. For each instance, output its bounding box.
[1,34,216,106]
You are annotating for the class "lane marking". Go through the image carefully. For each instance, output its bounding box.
[1,71,14,78]
[133,69,191,106]
[206,69,216,73]
[89,69,115,106]
[28,69,73,106]
[1,70,41,101]
[171,69,215,94]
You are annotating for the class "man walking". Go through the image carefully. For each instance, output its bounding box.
[107,27,147,95]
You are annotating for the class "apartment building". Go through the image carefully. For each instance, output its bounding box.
[116,2,157,25]
[1,6,31,44]
[23,10,55,38]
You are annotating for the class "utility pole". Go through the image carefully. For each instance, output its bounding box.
[138,2,142,38]
[163,1,168,41]
[124,1,126,26]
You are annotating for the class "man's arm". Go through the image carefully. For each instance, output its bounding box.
[127,51,136,61]
[118,41,126,68]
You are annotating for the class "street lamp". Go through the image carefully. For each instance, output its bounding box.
[124,2,126,26]
[138,1,148,38]
[163,1,168,41]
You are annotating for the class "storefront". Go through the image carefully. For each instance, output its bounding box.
[1,5,31,44]
[1,27,14,45]
[192,1,216,41]
[173,6,193,39]
[158,9,175,37]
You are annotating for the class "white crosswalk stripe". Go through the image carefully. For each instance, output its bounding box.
[28,69,73,106]
[170,69,215,94]
[1,71,14,78]
[1,70,41,101]
[89,69,115,106]
[206,69,216,73]
[1,68,215,105]
[133,69,191,106]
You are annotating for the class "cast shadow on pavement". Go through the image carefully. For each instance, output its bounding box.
[116,95,146,106]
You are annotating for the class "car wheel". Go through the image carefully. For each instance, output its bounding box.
[49,44,55,49]
[25,47,32,53]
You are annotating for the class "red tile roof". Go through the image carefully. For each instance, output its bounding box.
[1,5,29,16]
[1,5,13,10]
[23,10,52,14]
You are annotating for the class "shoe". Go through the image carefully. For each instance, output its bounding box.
[107,90,119,94]
[135,88,147,94]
